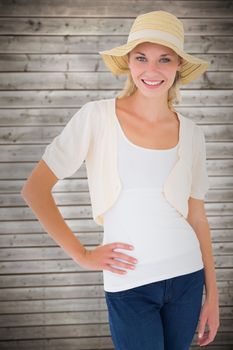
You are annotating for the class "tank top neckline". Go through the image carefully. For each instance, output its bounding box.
[112,97,180,152]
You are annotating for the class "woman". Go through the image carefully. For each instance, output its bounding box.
[21,10,219,350]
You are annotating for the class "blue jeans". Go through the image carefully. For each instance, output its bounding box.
[105,268,205,350]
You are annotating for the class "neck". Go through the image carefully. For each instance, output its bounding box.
[127,90,175,123]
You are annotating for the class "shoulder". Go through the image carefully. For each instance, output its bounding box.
[178,111,195,128]
[82,98,111,116]
[90,98,114,126]
[178,111,204,137]
[77,98,112,137]
[76,98,107,124]
[88,98,112,108]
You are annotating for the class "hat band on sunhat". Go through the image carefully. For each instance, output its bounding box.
[127,29,183,50]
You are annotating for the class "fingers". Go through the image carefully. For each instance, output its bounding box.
[111,250,138,264]
[198,329,216,346]
[106,257,136,271]
[198,330,209,346]
[110,242,134,251]
[105,264,128,275]
[198,321,207,341]
[197,300,219,346]
[104,242,138,274]
[198,322,219,346]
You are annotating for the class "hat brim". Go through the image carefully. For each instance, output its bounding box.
[99,38,210,84]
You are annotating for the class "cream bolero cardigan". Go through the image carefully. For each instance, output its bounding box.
[42,97,210,226]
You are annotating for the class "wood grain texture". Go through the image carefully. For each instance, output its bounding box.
[0,1,232,349]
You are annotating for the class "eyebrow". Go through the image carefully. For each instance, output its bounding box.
[133,52,172,56]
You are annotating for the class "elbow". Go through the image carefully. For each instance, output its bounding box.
[20,179,51,207]
[20,180,29,201]
[20,180,39,206]
[21,159,58,203]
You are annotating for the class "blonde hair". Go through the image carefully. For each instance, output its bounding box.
[117,54,183,112]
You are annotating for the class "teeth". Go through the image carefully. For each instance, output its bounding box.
[143,80,163,86]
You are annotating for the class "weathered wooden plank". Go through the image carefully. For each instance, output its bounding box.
[0,162,87,179]
[0,1,232,17]
[0,214,232,236]
[0,271,103,290]
[0,338,230,350]
[0,124,233,144]
[0,218,99,234]
[209,216,233,230]
[0,230,232,252]
[0,90,231,108]
[0,305,231,330]
[1,286,230,308]
[0,215,232,235]
[0,320,231,341]
[0,269,232,288]
[0,197,233,221]
[0,257,232,275]
[0,17,232,35]
[0,302,231,333]
[0,179,89,194]
[0,231,101,247]
[0,71,232,90]
[0,336,114,350]
[0,323,111,340]
[0,204,93,221]
[0,179,85,192]
[0,35,231,54]
[0,108,78,125]
[0,201,233,220]
[0,293,228,315]
[0,192,91,206]
[1,243,232,262]
[0,298,109,314]
[0,285,229,321]
[0,72,126,90]
[191,346,233,350]
[0,271,103,288]
[210,230,233,242]
[0,284,107,301]
[0,176,233,193]
[0,53,231,72]
[1,189,233,207]
[206,159,233,176]
[0,160,232,181]
[0,107,232,126]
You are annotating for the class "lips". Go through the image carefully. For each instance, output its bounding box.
[141,79,164,86]
[142,79,163,82]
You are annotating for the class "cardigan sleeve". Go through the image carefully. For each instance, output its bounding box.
[190,125,210,200]
[41,101,93,180]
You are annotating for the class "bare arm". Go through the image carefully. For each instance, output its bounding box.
[187,196,218,300]
[21,159,86,264]
[21,159,138,274]
[187,196,220,345]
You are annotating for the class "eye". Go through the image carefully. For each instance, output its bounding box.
[160,57,171,62]
[135,56,171,63]
[136,56,146,61]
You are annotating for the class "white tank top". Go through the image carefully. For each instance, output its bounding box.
[102,115,204,292]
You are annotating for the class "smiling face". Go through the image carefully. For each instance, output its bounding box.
[127,42,183,98]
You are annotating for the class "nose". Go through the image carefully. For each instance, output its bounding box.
[144,62,162,77]
[147,61,161,71]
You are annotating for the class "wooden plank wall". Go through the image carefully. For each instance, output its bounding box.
[0,0,232,349]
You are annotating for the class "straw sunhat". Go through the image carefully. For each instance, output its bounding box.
[99,10,210,84]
